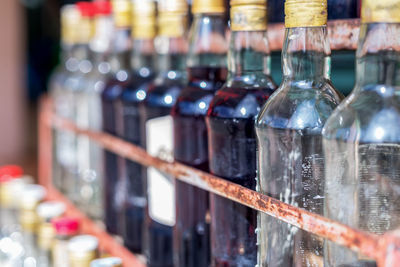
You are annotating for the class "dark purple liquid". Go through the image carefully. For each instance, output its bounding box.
[172,66,227,267]
[102,77,130,235]
[141,75,185,267]
[206,85,276,266]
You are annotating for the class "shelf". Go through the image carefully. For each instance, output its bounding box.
[38,96,400,267]
[268,19,360,51]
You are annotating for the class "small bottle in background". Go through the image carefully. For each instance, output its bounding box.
[90,257,122,267]
[36,201,66,267]
[52,217,80,267]
[68,235,99,267]
[19,184,47,266]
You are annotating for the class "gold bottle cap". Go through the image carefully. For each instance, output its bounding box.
[61,5,81,45]
[362,0,400,23]
[131,0,156,39]
[285,0,327,28]
[38,222,55,250]
[68,235,99,267]
[158,0,188,13]
[157,0,188,38]
[192,0,225,14]
[112,0,132,28]
[230,0,267,31]
[20,210,38,232]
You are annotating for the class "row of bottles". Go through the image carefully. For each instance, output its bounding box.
[49,0,400,266]
[0,165,122,267]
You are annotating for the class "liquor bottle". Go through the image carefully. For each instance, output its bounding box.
[140,0,188,266]
[171,0,227,266]
[101,0,132,235]
[206,0,277,265]
[255,0,343,266]
[52,217,80,267]
[75,0,113,221]
[323,1,400,266]
[50,4,80,194]
[116,0,157,253]
[68,235,99,266]
[36,201,66,267]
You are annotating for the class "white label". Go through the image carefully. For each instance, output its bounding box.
[146,115,175,226]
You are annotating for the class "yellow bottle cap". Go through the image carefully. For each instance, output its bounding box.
[158,0,188,13]
[230,0,267,31]
[285,0,327,28]
[192,0,225,14]
[112,0,132,28]
[61,5,81,45]
[362,0,400,23]
[131,0,156,39]
[158,12,188,37]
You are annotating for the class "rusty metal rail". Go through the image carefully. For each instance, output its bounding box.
[39,97,400,267]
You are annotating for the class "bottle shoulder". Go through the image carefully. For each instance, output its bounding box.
[256,79,343,132]
[144,77,185,109]
[323,85,400,143]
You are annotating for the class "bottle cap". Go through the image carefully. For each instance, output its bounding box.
[76,2,96,17]
[37,201,66,221]
[53,217,80,236]
[0,165,23,183]
[61,4,81,45]
[361,0,400,23]
[285,0,327,28]
[68,235,99,253]
[158,0,188,14]
[131,0,156,39]
[38,222,56,250]
[192,0,225,14]
[111,0,132,28]
[20,184,46,210]
[93,1,112,16]
[90,257,122,267]
[230,0,267,31]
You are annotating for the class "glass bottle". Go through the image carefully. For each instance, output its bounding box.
[50,5,80,194]
[171,0,227,266]
[323,1,400,266]
[140,0,188,266]
[255,1,343,266]
[75,1,113,221]
[52,217,80,267]
[206,1,276,266]
[101,0,132,235]
[116,0,157,253]
[68,235,99,267]
[36,201,66,267]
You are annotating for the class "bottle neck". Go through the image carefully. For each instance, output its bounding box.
[110,27,132,73]
[355,23,400,90]
[227,30,272,86]
[155,36,187,78]
[131,38,155,74]
[282,26,331,82]
[187,13,227,68]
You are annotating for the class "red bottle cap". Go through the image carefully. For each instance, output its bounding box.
[93,1,112,16]
[76,1,95,17]
[0,165,23,183]
[52,217,80,236]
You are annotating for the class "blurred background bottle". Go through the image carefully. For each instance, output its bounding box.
[116,0,157,253]
[140,0,188,265]
[68,235,99,267]
[171,0,227,266]
[52,217,80,267]
[101,0,132,236]
[256,0,343,266]
[323,0,400,266]
[206,0,276,265]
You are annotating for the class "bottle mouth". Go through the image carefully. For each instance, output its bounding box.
[284,0,327,28]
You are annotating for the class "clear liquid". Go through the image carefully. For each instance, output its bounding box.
[257,127,324,267]
[324,141,400,266]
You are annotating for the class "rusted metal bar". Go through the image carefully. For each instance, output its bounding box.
[268,19,360,51]
[42,97,400,266]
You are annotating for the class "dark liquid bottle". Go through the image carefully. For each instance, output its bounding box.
[206,2,277,266]
[101,4,132,235]
[171,3,228,266]
[141,5,188,266]
[116,0,157,253]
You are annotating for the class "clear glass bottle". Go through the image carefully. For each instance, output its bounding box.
[116,0,157,253]
[101,0,132,236]
[171,1,227,266]
[140,0,188,265]
[50,4,80,194]
[36,201,66,267]
[322,1,400,266]
[206,1,276,265]
[255,0,343,266]
[52,217,80,267]
[75,1,113,221]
